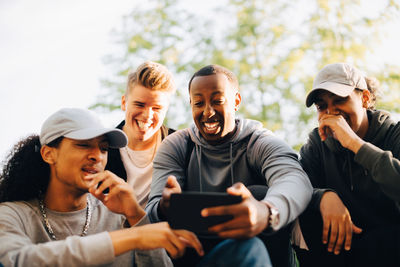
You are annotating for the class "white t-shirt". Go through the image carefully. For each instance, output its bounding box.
[119,134,161,208]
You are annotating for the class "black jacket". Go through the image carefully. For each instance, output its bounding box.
[300,110,400,230]
[105,120,175,181]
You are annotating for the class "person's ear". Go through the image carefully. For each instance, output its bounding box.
[40,145,56,165]
[234,92,241,111]
[121,94,127,111]
[362,89,371,109]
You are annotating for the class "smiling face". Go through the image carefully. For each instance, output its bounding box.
[42,136,109,193]
[190,73,241,144]
[122,84,171,149]
[314,89,370,138]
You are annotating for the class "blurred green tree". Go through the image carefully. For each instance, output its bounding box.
[92,0,400,150]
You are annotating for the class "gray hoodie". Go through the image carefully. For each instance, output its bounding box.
[146,118,312,230]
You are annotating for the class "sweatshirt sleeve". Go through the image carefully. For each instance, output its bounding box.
[354,142,400,201]
[249,130,313,230]
[0,204,115,267]
[145,131,189,223]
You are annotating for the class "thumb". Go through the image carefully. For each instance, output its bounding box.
[352,224,363,234]
[166,175,178,187]
[165,175,182,192]
[227,182,251,198]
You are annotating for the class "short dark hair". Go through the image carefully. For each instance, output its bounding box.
[0,135,63,202]
[188,64,239,92]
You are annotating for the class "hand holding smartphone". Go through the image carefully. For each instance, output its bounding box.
[167,192,242,235]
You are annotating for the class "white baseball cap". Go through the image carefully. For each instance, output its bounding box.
[306,63,367,107]
[40,108,127,148]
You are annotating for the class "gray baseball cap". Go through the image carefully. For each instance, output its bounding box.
[306,63,367,107]
[40,108,127,148]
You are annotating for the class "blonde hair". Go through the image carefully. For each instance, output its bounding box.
[126,61,176,95]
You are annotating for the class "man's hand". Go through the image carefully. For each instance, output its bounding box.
[129,222,203,259]
[318,114,365,153]
[202,182,269,239]
[159,175,182,217]
[110,222,204,259]
[87,171,145,225]
[320,191,362,255]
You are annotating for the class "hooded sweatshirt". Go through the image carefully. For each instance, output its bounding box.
[146,118,312,230]
[300,109,400,229]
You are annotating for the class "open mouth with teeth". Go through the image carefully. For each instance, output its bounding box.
[82,167,99,176]
[202,121,221,134]
[136,120,153,131]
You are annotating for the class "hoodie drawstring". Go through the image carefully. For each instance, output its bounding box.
[196,145,203,192]
[346,152,354,191]
[230,143,234,186]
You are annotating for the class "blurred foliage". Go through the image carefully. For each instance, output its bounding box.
[92,0,400,150]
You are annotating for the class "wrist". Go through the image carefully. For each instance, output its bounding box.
[263,201,280,230]
[346,137,365,154]
[110,227,141,256]
[125,207,146,226]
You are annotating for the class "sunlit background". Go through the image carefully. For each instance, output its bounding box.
[1,0,400,161]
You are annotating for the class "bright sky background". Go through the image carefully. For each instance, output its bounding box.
[1,0,400,160]
[0,0,133,159]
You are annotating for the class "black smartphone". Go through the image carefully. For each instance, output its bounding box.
[167,191,242,235]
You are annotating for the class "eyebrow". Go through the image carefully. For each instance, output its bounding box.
[193,91,224,97]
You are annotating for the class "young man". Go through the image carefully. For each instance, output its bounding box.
[146,65,313,267]
[297,63,400,267]
[0,108,203,267]
[106,61,175,207]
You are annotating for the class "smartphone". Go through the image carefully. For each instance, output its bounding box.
[167,191,242,235]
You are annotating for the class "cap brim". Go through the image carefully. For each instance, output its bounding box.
[305,81,355,107]
[65,128,128,148]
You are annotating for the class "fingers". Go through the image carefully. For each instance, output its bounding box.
[352,224,363,234]
[318,126,329,141]
[320,192,360,254]
[343,219,353,252]
[202,202,236,217]
[165,175,182,192]
[160,176,182,215]
[209,218,252,239]
[226,182,251,199]
[173,230,204,256]
[204,197,269,239]
[165,233,187,259]
[88,171,127,198]
[326,221,338,253]
[321,219,330,245]
[325,220,361,254]
[334,221,346,255]
[152,224,202,259]
[87,171,119,191]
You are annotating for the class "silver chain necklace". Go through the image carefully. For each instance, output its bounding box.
[38,196,92,240]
